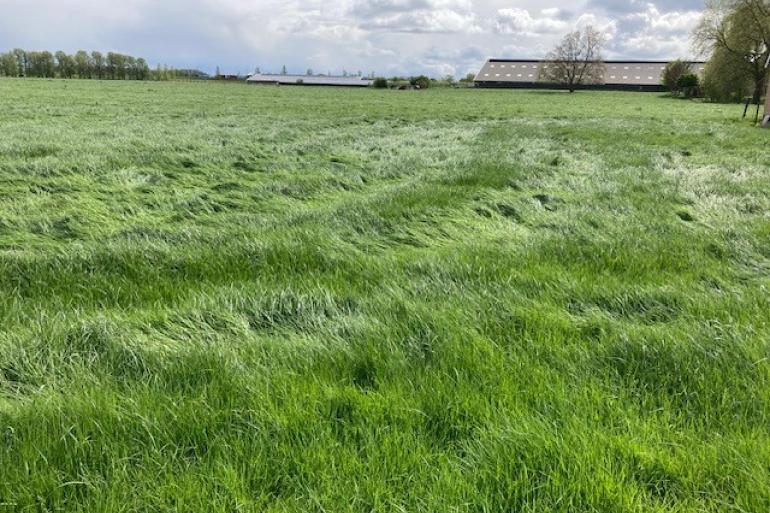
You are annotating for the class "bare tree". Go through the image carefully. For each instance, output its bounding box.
[694,0,770,114]
[539,26,606,92]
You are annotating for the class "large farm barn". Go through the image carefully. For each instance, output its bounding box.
[475,59,706,91]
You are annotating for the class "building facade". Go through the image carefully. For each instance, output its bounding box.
[475,59,706,91]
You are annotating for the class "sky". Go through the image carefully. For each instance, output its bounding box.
[0,0,705,77]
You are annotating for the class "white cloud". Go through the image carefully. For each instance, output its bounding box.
[494,8,569,35]
[0,0,705,77]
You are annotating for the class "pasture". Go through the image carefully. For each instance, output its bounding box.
[1,79,769,512]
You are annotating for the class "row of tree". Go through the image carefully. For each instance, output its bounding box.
[0,49,155,80]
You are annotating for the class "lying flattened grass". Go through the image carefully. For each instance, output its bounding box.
[0,79,769,512]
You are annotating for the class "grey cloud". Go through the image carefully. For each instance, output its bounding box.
[0,0,705,77]
[587,0,703,15]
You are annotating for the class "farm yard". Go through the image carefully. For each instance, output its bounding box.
[1,79,769,512]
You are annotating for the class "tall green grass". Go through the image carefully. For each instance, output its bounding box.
[1,79,769,512]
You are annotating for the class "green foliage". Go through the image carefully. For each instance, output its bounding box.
[694,0,770,102]
[0,48,151,80]
[662,59,691,93]
[1,80,769,512]
[702,48,753,103]
[0,51,18,77]
[677,74,698,89]
[410,75,431,89]
[676,74,701,98]
[372,77,389,88]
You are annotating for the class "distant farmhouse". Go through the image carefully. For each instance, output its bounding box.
[247,73,373,87]
[475,59,706,91]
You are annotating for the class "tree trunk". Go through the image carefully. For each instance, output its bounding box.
[762,78,770,128]
[751,81,763,122]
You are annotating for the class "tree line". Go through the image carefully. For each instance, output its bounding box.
[0,49,191,81]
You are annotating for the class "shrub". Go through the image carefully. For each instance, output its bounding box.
[677,74,701,98]
[410,75,431,89]
[662,60,691,94]
[372,77,388,89]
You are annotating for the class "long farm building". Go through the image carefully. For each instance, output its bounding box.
[475,59,705,91]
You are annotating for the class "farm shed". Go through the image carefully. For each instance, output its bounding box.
[246,74,373,87]
[475,60,706,91]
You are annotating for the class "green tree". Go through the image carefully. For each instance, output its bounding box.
[28,51,55,77]
[372,77,388,88]
[694,0,770,106]
[91,51,104,79]
[702,46,753,102]
[135,58,150,80]
[410,75,431,89]
[55,51,75,78]
[106,52,124,79]
[74,50,91,78]
[0,52,18,77]
[677,74,701,98]
[12,49,28,76]
[662,59,692,94]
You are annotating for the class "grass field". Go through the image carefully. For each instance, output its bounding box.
[1,78,769,512]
